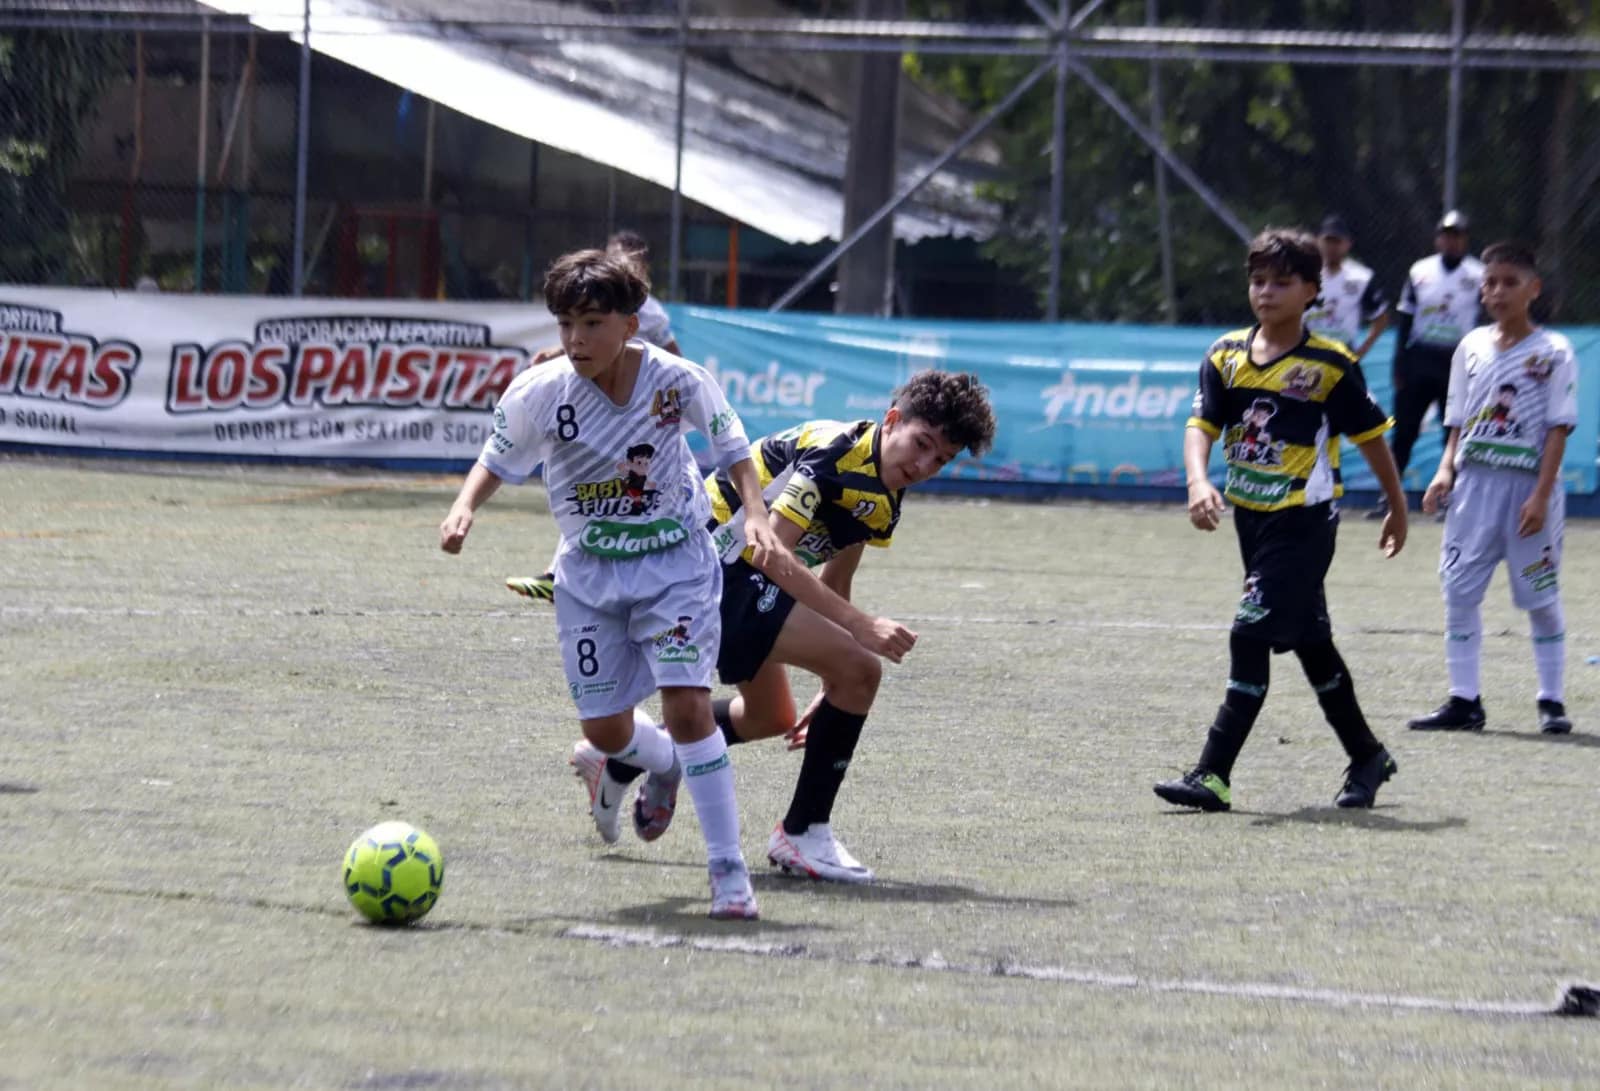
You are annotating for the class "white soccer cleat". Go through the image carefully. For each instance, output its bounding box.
[766,822,875,884]
[569,739,624,845]
[707,856,760,920]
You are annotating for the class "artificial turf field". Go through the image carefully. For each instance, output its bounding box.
[3,455,1597,1088]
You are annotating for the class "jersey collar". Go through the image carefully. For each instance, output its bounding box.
[1244,324,1310,370]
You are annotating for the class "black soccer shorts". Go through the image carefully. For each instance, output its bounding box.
[1230,501,1338,651]
[715,557,798,685]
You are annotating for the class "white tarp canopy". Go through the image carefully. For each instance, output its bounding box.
[200,0,998,245]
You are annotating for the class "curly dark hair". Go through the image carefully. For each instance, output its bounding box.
[1246,227,1322,288]
[891,370,997,456]
[543,249,649,316]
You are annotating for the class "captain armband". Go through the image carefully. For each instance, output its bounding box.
[776,474,823,522]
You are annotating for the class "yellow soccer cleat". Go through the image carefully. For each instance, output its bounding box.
[505,574,556,603]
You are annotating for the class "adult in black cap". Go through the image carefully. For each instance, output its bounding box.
[1305,214,1389,360]
[1369,209,1483,519]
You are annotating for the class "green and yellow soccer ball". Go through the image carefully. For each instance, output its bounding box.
[342,821,444,925]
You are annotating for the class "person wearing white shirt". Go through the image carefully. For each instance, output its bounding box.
[1305,214,1389,360]
[1373,209,1484,519]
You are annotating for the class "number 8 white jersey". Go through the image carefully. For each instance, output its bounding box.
[479,342,750,559]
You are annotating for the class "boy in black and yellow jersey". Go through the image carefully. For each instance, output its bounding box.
[1155,228,1409,813]
[582,370,997,882]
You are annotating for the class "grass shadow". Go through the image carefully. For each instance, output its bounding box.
[1246,807,1467,832]
[598,897,822,936]
[0,782,40,794]
[754,871,1077,910]
[597,851,1075,910]
[1481,729,1600,748]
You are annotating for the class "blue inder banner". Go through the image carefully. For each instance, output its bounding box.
[670,307,1600,496]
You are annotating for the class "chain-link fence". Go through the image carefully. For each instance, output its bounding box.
[1,2,1596,322]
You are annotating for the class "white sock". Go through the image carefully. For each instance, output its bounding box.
[1529,601,1566,703]
[605,709,676,775]
[1444,598,1482,700]
[675,733,741,863]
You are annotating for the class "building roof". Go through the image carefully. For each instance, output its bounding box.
[199,0,1001,244]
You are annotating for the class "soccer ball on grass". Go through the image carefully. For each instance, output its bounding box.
[342,821,444,924]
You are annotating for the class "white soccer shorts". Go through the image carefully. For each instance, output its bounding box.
[552,533,723,719]
[1440,465,1565,611]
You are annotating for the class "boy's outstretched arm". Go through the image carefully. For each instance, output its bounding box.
[439,463,504,554]
[755,519,915,663]
[1184,425,1225,531]
[1421,426,1461,514]
[1518,426,1570,537]
[1355,435,1408,557]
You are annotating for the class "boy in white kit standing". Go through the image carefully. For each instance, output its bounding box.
[1410,241,1578,735]
[440,249,782,918]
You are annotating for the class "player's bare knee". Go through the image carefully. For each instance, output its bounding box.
[581,711,634,753]
[825,647,881,707]
[658,687,715,744]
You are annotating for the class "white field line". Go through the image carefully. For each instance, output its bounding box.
[561,923,1575,1019]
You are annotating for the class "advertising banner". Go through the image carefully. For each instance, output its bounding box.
[676,308,1600,494]
[3,288,1596,495]
[0,286,553,463]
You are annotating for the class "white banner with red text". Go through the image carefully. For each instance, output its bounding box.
[0,286,554,463]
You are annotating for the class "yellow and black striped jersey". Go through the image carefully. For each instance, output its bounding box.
[704,419,902,567]
[1188,327,1392,512]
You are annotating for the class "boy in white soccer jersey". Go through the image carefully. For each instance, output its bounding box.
[439,249,783,919]
[507,232,683,604]
[1409,241,1578,735]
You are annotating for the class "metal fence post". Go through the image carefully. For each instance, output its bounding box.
[194,17,209,293]
[1149,0,1175,323]
[668,0,688,302]
[291,0,311,296]
[1046,0,1069,322]
[1444,0,1464,213]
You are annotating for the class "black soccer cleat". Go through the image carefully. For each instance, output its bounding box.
[1335,747,1397,808]
[1153,768,1231,812]
[1538,699,1573,735]
[1407,695,1486,732]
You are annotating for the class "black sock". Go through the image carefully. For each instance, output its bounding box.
[781,699,867,835]
[1197,633,1271,782]
[1294,640,1383,763]
[713,697,744,746]
[605,757,644,784]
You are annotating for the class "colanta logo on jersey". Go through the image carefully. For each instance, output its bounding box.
[0,301,139,408]
[565,443,662,517]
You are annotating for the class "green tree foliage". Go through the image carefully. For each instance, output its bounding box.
[0,31,123,283]
[905,0,1600,322]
